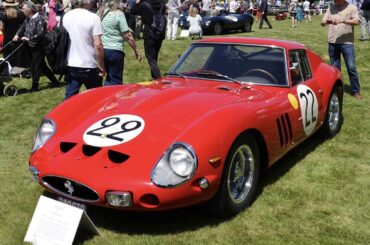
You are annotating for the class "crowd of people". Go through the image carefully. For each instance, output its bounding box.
[0,0,364,100]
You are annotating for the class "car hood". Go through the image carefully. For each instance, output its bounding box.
[43,77,266,180]
[51,77,250,144]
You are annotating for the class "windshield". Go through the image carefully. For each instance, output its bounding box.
[169,43,288,86]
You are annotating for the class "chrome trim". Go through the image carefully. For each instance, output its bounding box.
[29,166,39,182]
[328,93,340,132]
[227,144,255,204]
[42,175,100,203]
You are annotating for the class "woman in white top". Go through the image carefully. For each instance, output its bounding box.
[187,7,202,39]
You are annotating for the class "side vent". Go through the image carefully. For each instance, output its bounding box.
[108,150,130,164]
[276,113,293,147]
[82,145,101,156]
[60,142,77,153]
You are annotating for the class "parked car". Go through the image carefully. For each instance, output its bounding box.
[180,11,254,35]
[29,37,343,218]
[267,4,288,15]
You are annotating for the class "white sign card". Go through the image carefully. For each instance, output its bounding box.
[24,195,99,245]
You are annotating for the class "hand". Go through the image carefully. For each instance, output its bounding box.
[134,49,142,62]
[98,66,106,77]
[12,35,19,41]
[21,36,29,41]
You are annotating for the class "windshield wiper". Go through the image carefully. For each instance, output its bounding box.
[165,72,187,79]
[195,70,241,84]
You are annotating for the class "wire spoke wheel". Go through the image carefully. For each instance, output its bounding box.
[321,84,343,137]
[209,133,260,218]
[328,93,340,132]
[227,145,254,204]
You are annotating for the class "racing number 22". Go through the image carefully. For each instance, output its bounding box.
[300,89,317,127]
[86,117,142,142]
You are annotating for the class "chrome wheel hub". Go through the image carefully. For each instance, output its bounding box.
[328,93,340,132]
[227,145,254,204]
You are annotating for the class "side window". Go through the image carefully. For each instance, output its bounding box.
[289,50,312,86]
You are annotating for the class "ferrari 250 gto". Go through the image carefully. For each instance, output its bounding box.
[29,37,343,218]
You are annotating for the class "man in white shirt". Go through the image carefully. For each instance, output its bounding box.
[303,0,311,22]
[63,0,106,99]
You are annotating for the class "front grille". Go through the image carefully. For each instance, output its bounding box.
[42,176,99,202]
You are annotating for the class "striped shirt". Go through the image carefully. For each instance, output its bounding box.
[101,10,129,51]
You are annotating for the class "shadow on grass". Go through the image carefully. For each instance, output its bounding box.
[259,132,326,189]
[343,84,352,95]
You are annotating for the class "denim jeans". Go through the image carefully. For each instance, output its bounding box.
[65,66,102,100]
[328,43,361,94]
[104,49,124,86]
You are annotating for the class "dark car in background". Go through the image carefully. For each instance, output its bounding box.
[179,11,254,35]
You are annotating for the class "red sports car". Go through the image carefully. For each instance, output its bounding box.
[29,37,343,218]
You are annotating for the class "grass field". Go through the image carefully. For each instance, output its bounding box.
[0,15,369,244]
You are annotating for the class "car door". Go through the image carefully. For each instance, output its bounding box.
[288,49,324,143]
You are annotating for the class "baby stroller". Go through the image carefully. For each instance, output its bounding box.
[0,41,25,97]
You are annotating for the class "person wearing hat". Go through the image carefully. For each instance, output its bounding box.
[13,1,59,91]
[0,0,31,68]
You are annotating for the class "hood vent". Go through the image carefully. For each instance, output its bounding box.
[108,150,130,164]
[59,142,129,164]
[82,144,101,156]
[60,142,77,153]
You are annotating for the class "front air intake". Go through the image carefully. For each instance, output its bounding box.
[42,176,99,202]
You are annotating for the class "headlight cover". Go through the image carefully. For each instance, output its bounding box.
[151,143,197,187]
[31,119,56,153]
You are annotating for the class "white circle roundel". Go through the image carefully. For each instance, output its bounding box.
[83,114,145,147]
[297,85,318,136]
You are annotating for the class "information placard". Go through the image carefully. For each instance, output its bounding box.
[24,195,99,245]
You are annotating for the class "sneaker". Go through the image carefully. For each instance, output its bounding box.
[353,92,363,100]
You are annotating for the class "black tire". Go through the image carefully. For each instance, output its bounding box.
[321,84,343,137]
[209,133,260,219]
[213,22,223,35]
[3,84,18,97]
[242,22,252,32]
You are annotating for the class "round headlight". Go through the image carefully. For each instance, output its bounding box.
[32,119,56,153]
[169,146,196,177]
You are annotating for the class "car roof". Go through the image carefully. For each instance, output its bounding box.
[196,37,307,50]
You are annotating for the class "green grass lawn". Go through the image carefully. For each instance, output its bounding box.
[0,15,369,244]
